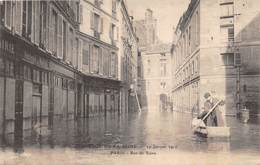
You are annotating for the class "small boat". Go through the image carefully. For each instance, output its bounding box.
[191,100,230,138]
[193,125,230,138]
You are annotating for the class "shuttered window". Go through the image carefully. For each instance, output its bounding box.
[40,1,47,47]
[63,21,67,60]
[4,1,12,29]
[78,39,83,71]
[82,42,89,65]
[57,14,63,59]
[99,48,103,75]
[53,10,58,55]
[15,1,22,35]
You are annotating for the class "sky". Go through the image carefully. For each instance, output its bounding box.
[127,0,190,43]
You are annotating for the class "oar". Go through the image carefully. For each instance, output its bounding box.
[192,100,222,131]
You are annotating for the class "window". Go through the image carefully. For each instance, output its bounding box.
[52,10,58,55]
[160,82,166,89]
[110,24,116,42]
[160,62,167,77]
[94,13,100,32]
[82,42,89,65]
[112,0,117,17]
[22,1,27,36]
[147,68,151,75]
[93,45,99,73]
[235,53,241,66]
[40,1,47,46]
[228,27,234,41]
[138,66,141,77]
[221,53,234,66]
[195,11,199,45]
[4,1,12,29]
[99,48,103,75]
[63,21,67,60]
[69,28,74,62]
[220,3,234,18]
[221,26,234,42]
[192,61,195,75]
[21,1,33,38]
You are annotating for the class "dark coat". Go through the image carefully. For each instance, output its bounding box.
[204,98,225,126]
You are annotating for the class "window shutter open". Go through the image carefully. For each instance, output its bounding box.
[79,4,83,24]
[34,1,40,45]
[15,1,22,35]
[116,26,119,41]
[109,23,112,39]
[89,44,93,73]
[99,48,103,74]
[78,39,83,71]
[90,12,94,30]
[100,17,103,34]
[57,14,63,59]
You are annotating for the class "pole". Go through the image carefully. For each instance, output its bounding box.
[135,89,141,112]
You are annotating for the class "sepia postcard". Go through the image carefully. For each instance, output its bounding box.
[0,0,260,164]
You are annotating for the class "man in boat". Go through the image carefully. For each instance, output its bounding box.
[197,92,225,126]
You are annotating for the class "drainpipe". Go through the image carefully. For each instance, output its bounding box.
[2,49,6,141]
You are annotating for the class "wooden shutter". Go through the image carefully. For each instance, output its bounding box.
[78,39,83,71]
[49,9,54,53]
[57,14,63,59]
[90,12,94,30]
[32,1,40,45]
[109,23,112,39]
[79,4,83,24]
[15,1,22,35]
[31,1,35,43]
[116,26,119,41]
[99,17,103,34]
[89,44,93,73]
[99,48,103,74]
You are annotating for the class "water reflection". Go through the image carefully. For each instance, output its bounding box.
[1,110,260,153]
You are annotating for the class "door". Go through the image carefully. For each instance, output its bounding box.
[14,80,23,150]
[32,96,41,127]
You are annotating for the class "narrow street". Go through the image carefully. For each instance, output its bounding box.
[1,110,259,154]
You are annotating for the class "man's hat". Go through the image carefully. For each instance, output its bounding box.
[204,92,211,99]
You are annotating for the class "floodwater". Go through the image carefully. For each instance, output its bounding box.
[1,109,260,164]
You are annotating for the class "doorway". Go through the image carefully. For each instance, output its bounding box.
[32,96,42,127]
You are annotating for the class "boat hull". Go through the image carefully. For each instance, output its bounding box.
[194,127,230,138]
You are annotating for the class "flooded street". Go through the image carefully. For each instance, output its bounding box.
[1,110,260,164]
[1,110,260,154]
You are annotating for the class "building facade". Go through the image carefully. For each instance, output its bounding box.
[171,0,260,116]
[0,0,81,144]
[77,0,121,119]
[138,44,172,111]
[0,0,138,146]
[133,9,159,48]
[134,9,172,111]
[118,0,139,113]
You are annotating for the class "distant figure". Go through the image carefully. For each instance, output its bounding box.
[198,92,225,126]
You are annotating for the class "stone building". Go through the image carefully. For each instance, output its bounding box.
[0,0,81,144]
[118,0,139,113]
[171,0,260,116]
[133,9,159,48]
[0,0,138,146]
[77,0,121,119]
[134,9,172,111]
[138,44,172,111]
